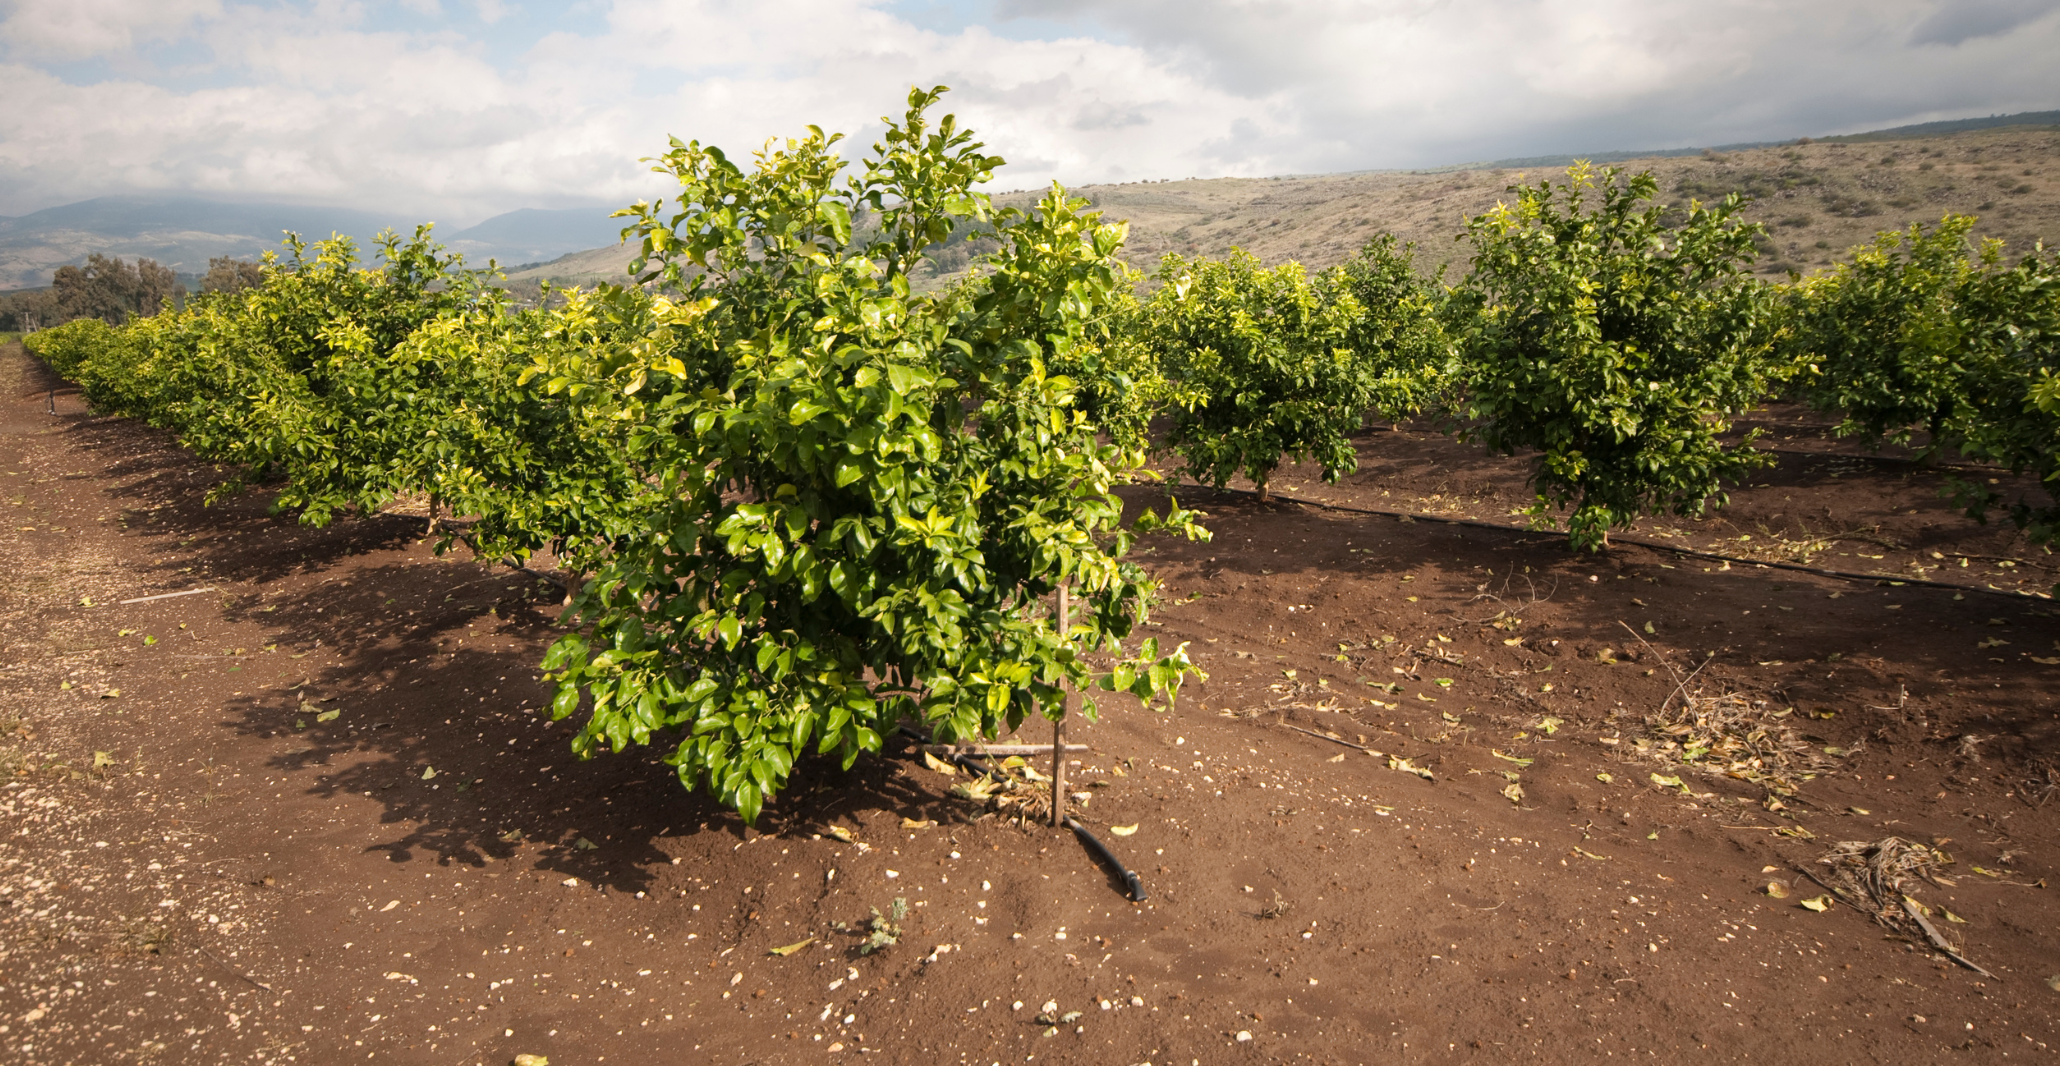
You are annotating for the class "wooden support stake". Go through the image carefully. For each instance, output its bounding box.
[1053,582,1069,827]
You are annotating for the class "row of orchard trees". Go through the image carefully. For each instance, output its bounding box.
[22,93,2059,817]
[27,90,1204,824]
[1133,161,2059,553]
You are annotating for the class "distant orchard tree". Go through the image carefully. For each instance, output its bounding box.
[0,288,60,333]
[202,256,266,295]
[51,254,184,325]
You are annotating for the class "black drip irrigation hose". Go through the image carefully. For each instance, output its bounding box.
[1202,485,2052,601]
[896,725,988,775]
[1064,817,1148,902]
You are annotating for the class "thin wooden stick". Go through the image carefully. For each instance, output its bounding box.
[118,587,217,605]
[1053,582,1070,828]
[1902,898,1997,978]
[1285,724,1381,754]
[923,743,1087,756]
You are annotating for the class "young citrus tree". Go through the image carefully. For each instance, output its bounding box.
[1452,162,1780,550]
[1335,234,1456,423]
[1147,249,1373,500]
[25,228,642,574]
[1937,242,2060,550]
[1787,214,1988,455]
[1786,218,2059,551]
[529,88,1204,822]
[28,229,501,514]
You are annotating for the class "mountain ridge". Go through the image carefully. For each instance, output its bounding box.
[7,109,2056,291]
[0,198,625,290]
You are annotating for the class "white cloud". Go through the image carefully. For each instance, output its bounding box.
[0,0,222,61]
[0,0,2055,221]
[998,0,2060,167]
[1910,0,2060,45]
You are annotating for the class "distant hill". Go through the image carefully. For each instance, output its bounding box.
[0,197,403,290]
[445,208,629,269]
[8,109,2055,293]
[510,112,2060,289]
[1456,109,2060,172]
[0,197,627,291]
[1072,123,2057,282]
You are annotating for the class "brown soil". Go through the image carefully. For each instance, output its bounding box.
[4,338,2058,1066]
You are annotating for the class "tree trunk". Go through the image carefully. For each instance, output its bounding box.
[1052,582,1070,827]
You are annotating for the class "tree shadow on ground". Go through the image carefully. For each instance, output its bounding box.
[31,391,963,897]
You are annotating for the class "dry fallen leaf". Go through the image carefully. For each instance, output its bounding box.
[769,937,816,956]
[921,752,959,776]
[900,817,935,829]
[1765,882,1789,899]
[1800,895,1831,912]
[1501,782,1525,805]
[827,826,856,844]
[1108,824,1139,837]
[1387,755,1434,781]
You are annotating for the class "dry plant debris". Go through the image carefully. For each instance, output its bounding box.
[1810,836,1955,925]
[1632,690,1838,797]
[1618,621,1839,799]
[1804,837,1994,976]
[949,757,1057,827]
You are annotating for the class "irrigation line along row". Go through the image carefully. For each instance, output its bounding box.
[1200,485,2052,601]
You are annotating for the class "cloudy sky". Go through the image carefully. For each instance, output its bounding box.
[2,0,2057,223]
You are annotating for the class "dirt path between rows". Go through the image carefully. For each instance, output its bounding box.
[3,339,2058,1066]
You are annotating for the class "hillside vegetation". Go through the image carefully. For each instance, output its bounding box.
[507,122,2060,290]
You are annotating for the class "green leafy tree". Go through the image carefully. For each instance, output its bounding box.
[1334,234,1457,422]
[1452,162,1780,550]
[1937,244,2060,549]
[1788,214,1987,455]
[1147,248,1373,500]
[309,283,652,563]
[201,256,266,295]
[1787,218,2060,551]
[23,228,639,569]
[1038,272,1195,454]
[49,254,183,326]
[530,88,1204,823]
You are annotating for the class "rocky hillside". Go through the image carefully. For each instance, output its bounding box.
[509,120,2059,290]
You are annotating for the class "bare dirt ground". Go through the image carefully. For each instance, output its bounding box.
[4,336,2059,1066]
